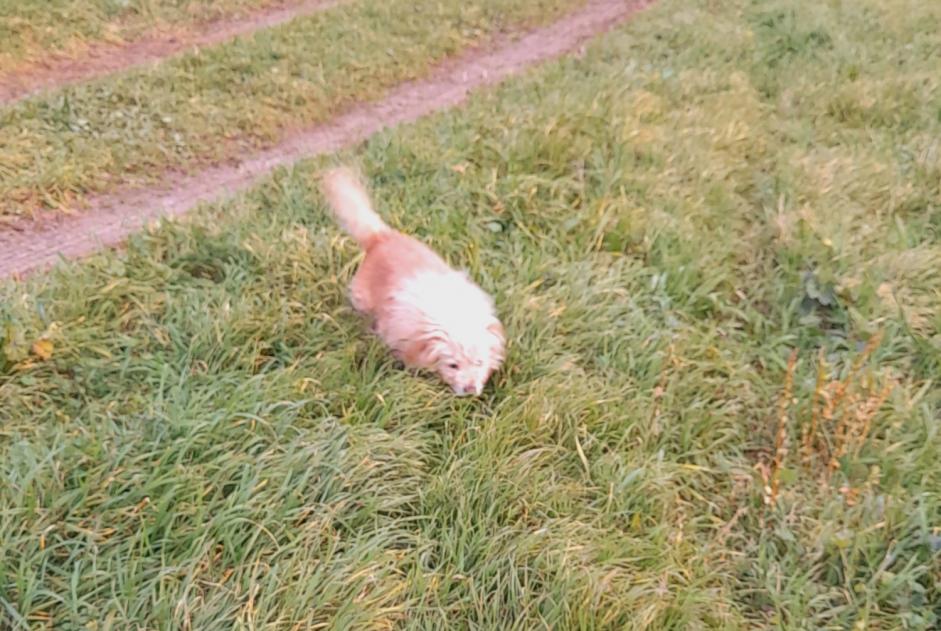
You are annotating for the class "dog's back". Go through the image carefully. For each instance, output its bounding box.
[320,167,450,313]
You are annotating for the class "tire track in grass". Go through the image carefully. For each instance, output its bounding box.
[0,0,344,106]
[0,0,653,279]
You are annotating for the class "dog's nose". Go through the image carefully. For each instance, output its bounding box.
[461,384,480,395]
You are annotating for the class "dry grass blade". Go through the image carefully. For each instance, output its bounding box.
[766,348,798,507]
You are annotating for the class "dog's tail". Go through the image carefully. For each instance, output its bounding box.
[320,168,390,249]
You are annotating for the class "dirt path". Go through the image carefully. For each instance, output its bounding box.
[0,0,652,280]
[0,0,343,105]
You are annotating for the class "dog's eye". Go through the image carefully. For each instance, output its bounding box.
[447,362,459,370]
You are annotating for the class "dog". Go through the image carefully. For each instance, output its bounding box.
[320,168,505,396]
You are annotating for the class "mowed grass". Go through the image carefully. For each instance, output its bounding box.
[0,0,577,218]
[0,0,299,70]
[2,0,941,627]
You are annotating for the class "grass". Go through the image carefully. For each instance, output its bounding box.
[0,0,300,70]
[2,0,941,627]
[0,0,577,218]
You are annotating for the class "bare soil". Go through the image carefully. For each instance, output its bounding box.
[0,0,342,105]
[0,0,652,280]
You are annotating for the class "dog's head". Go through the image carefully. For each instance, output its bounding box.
[395,270,506,396]
[431,319,505,396]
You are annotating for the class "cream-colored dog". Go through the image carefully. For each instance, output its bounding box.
[320,168,505,396]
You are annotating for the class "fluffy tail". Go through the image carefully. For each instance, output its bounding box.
[320,168,390,249]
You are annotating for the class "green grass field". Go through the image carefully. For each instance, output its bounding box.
[0,0,575,218]
[2,0,940,628]
[0,0,294,69]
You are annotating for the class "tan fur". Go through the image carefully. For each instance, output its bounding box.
[320,168,505,396]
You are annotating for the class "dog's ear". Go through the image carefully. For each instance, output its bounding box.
[401,339,427,367]
[402,335,444,369]
[486,321,506,368]
[488,321,505,342]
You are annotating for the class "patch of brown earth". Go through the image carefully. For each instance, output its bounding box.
[0,0,342,105]
[0,0,652,279]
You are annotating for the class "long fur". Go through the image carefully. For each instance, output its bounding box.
[319,168,389,249]
[320,167,505,396]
